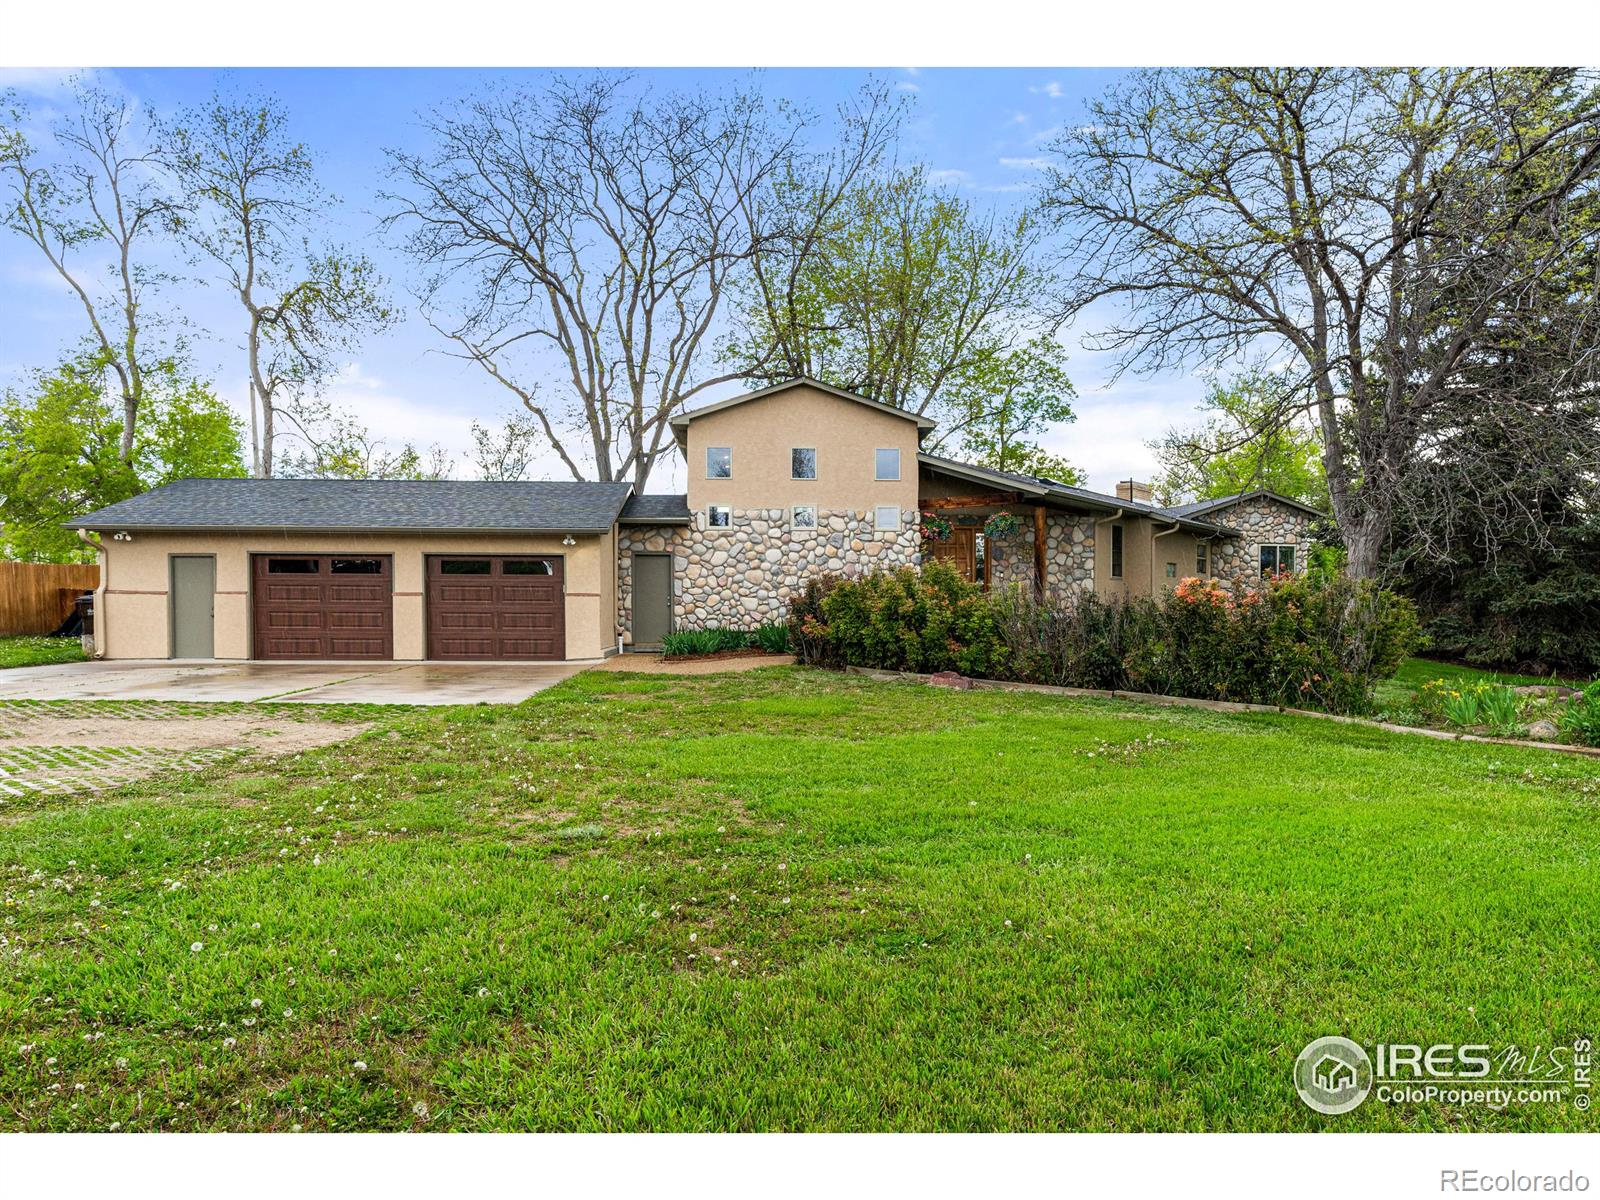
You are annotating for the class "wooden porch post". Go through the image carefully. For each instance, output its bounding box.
[1033,506,1047,600]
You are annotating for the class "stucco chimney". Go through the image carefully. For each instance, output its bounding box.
[1116,479,1153,504]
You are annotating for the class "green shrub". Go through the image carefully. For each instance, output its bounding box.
[753,623,791,654]
[1443,689,1483,727]
[1559,682,1600,747]
[1478,684,1522,730]
[792,565,1418,715]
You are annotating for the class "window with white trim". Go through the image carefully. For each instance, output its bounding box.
[874,505,900,531]
[706,446,732,478]
[874,448,900,480]
[707,505,732,529]
[792,505,817,530]
[791,448,817,479]
[1259,544,1296,576]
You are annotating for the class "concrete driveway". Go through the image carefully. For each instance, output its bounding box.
[0,659,590,705]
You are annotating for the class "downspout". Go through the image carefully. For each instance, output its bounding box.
[76,528,106,659]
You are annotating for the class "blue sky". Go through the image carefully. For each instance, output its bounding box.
[0,67,1208,493]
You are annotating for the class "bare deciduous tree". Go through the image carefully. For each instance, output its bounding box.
[1,81,173,462]
[386,74,901,488]
[468,411,543,481]
[1041,68,1600,578]
[163,94,392,477]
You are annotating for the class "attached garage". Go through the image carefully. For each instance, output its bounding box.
[251,554,394,660]
[67,478,632,663]
[426,555,565,660]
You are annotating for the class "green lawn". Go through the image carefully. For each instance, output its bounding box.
[1392,656,1592,691]
[0,636,86,670]
[1,667,1595,1131]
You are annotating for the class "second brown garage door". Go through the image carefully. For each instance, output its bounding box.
[426,555,565,660]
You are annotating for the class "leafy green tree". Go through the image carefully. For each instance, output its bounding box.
[1150,372,1327,508]
[0,354,245,561]
[943,339,1081,483]
[730,166,1074,472]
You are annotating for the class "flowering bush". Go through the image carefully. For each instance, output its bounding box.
[793,565,1418,715]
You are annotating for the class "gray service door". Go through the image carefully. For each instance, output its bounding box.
[632,553,673,647]
[170,555,216,659]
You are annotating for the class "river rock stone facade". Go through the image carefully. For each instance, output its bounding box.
[617,509,921,639]
[985,513,1096,599]
[1207,496,1316,581]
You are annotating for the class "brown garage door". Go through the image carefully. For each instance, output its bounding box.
[252,555,393,660]
[427,555,565,661]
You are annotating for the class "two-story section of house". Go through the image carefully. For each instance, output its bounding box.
[617,379,931,644]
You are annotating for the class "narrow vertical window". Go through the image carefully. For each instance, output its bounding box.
[1110,524,1124,578]
[791,448,817,479]
[1196,543,1208,575]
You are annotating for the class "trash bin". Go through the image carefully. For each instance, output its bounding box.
[75,592,94,654]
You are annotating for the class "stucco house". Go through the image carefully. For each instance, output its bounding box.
[67,378,1321,663]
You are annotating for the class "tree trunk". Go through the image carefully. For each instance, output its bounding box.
[1343,512,1387,581]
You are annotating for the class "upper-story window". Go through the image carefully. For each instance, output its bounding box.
[792,448,817,479]
[706,446,732,478]
[875,448,900,481]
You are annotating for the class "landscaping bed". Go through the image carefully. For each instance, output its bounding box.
[1373,658,1600,747]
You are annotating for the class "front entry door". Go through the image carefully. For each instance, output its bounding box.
[930,527,978,583]
[632,553,672,647]
[171,555,216,659]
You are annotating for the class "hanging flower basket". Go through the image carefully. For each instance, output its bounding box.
[983,511,1022,539]
[918,511,954,542]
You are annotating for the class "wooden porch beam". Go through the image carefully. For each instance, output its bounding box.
[1033,505,1047,599]
[921,491,1022,510]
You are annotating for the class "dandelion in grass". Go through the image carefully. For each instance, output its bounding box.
[282,1009,293,1018]
[477,987,489,998]
[250,998,262,1009]
[353,1061,367,1072]
[190,942,204,953]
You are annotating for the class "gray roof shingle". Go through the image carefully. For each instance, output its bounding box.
[619,493,690,523]
[66,477,635,534]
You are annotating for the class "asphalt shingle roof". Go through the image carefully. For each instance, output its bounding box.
[619,493,691,523]
[66,477,635,534]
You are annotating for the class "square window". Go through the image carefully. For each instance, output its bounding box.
[1165,562,1177,579]
[706,446,732,479]
[874,505,900,531]
[874,448,900,480]
[791,448,817,480]
[792,505,817,530]
[707,505,732,529]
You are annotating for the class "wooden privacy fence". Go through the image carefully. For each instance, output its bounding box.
[0,561,100,636]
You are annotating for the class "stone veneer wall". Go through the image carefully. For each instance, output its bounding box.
[617,509,921,639]
[985,512,1096,599]
[1208,497,1316,581]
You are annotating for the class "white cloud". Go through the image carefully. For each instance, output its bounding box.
[1029,81,1066,99]
[998,156,1050,170]
[925,167,971,187]
[895,81,921,93]
[1028,124,1063,145]
[1009,111,1029,126]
